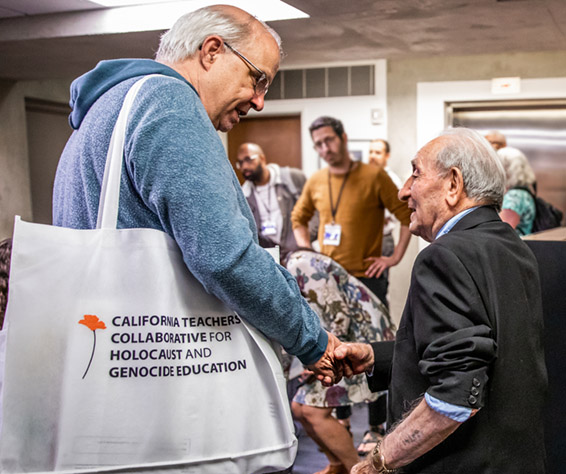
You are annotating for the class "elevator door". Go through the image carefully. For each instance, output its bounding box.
[448,100,566,221]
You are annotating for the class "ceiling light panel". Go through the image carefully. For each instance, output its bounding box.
[88,0,309,22]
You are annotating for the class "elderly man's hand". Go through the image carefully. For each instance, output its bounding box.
[351,457,378,474]
[333,342,375,378]
[306,331,344,386]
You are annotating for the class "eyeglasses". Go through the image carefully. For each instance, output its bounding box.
[235,154,260,169]
[224,42,270,97]
[313,135,339,151]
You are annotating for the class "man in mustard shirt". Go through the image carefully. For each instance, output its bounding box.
[291,116,412,305]
[291,116,413,459]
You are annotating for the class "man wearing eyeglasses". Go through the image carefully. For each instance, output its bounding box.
[237,142,316,264]
[292,116,413,307]
[54,2,342,427]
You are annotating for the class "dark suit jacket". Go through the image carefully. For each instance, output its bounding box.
[370,206,547,473]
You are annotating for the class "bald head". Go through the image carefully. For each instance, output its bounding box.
[237,143,269,184]
[238,142,265,158]
[369,139,390,171]
[156,5,282,132]
[156,5,282,63]
[485,130,507,151]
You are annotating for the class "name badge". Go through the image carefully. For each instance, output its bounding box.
[261,220,277,236]
[323,223,342,246]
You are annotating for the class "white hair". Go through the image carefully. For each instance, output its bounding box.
[436,128,506,210]
[156,5,282,63]
[497,146,536,189]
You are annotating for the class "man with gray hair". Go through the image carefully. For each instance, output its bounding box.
[334,128,547,473]
[53,6,341,391]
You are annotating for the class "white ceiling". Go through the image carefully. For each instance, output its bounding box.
[0,0,565,81]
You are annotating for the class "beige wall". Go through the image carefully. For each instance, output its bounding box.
[387,50,566,184]
[0,80,31,240]
[0,79,71,240]
[385,50,566,325]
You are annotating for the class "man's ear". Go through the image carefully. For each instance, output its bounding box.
[199,36,224,71]
[446,166,465,207]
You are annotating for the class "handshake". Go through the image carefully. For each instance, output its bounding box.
[306,331,376,386]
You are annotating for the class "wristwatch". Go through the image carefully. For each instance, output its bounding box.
[371,439,398,473]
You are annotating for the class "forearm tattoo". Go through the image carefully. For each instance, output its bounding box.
[402,430,423,446]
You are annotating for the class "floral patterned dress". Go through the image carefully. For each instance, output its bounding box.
[286,250,396,408]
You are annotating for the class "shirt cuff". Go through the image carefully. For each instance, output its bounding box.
[425,392,474,422]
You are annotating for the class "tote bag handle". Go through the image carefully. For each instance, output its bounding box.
[96,75,157,230]
[94,75,296,459]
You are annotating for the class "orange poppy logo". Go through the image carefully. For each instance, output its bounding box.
[79,315,106,379]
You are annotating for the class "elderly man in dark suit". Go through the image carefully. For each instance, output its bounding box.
[335,128,547,474]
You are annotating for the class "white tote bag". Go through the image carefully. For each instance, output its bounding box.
[0,75,297,473]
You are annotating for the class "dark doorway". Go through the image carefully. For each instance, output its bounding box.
[25,99,72,224]
[227,115,302,184]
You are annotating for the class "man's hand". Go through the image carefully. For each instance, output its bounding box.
[306,331,343,386]
[293,225,313,249]
[364,255,396,278]
[334,342,375,378]
[351,458,378,474]
[364,225,412,278]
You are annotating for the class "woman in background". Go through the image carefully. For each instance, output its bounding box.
[287,250,395,474]
[497,146,536,236]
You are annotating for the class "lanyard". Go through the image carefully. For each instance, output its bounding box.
[253,183,273,219]
[328,161,353,224]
